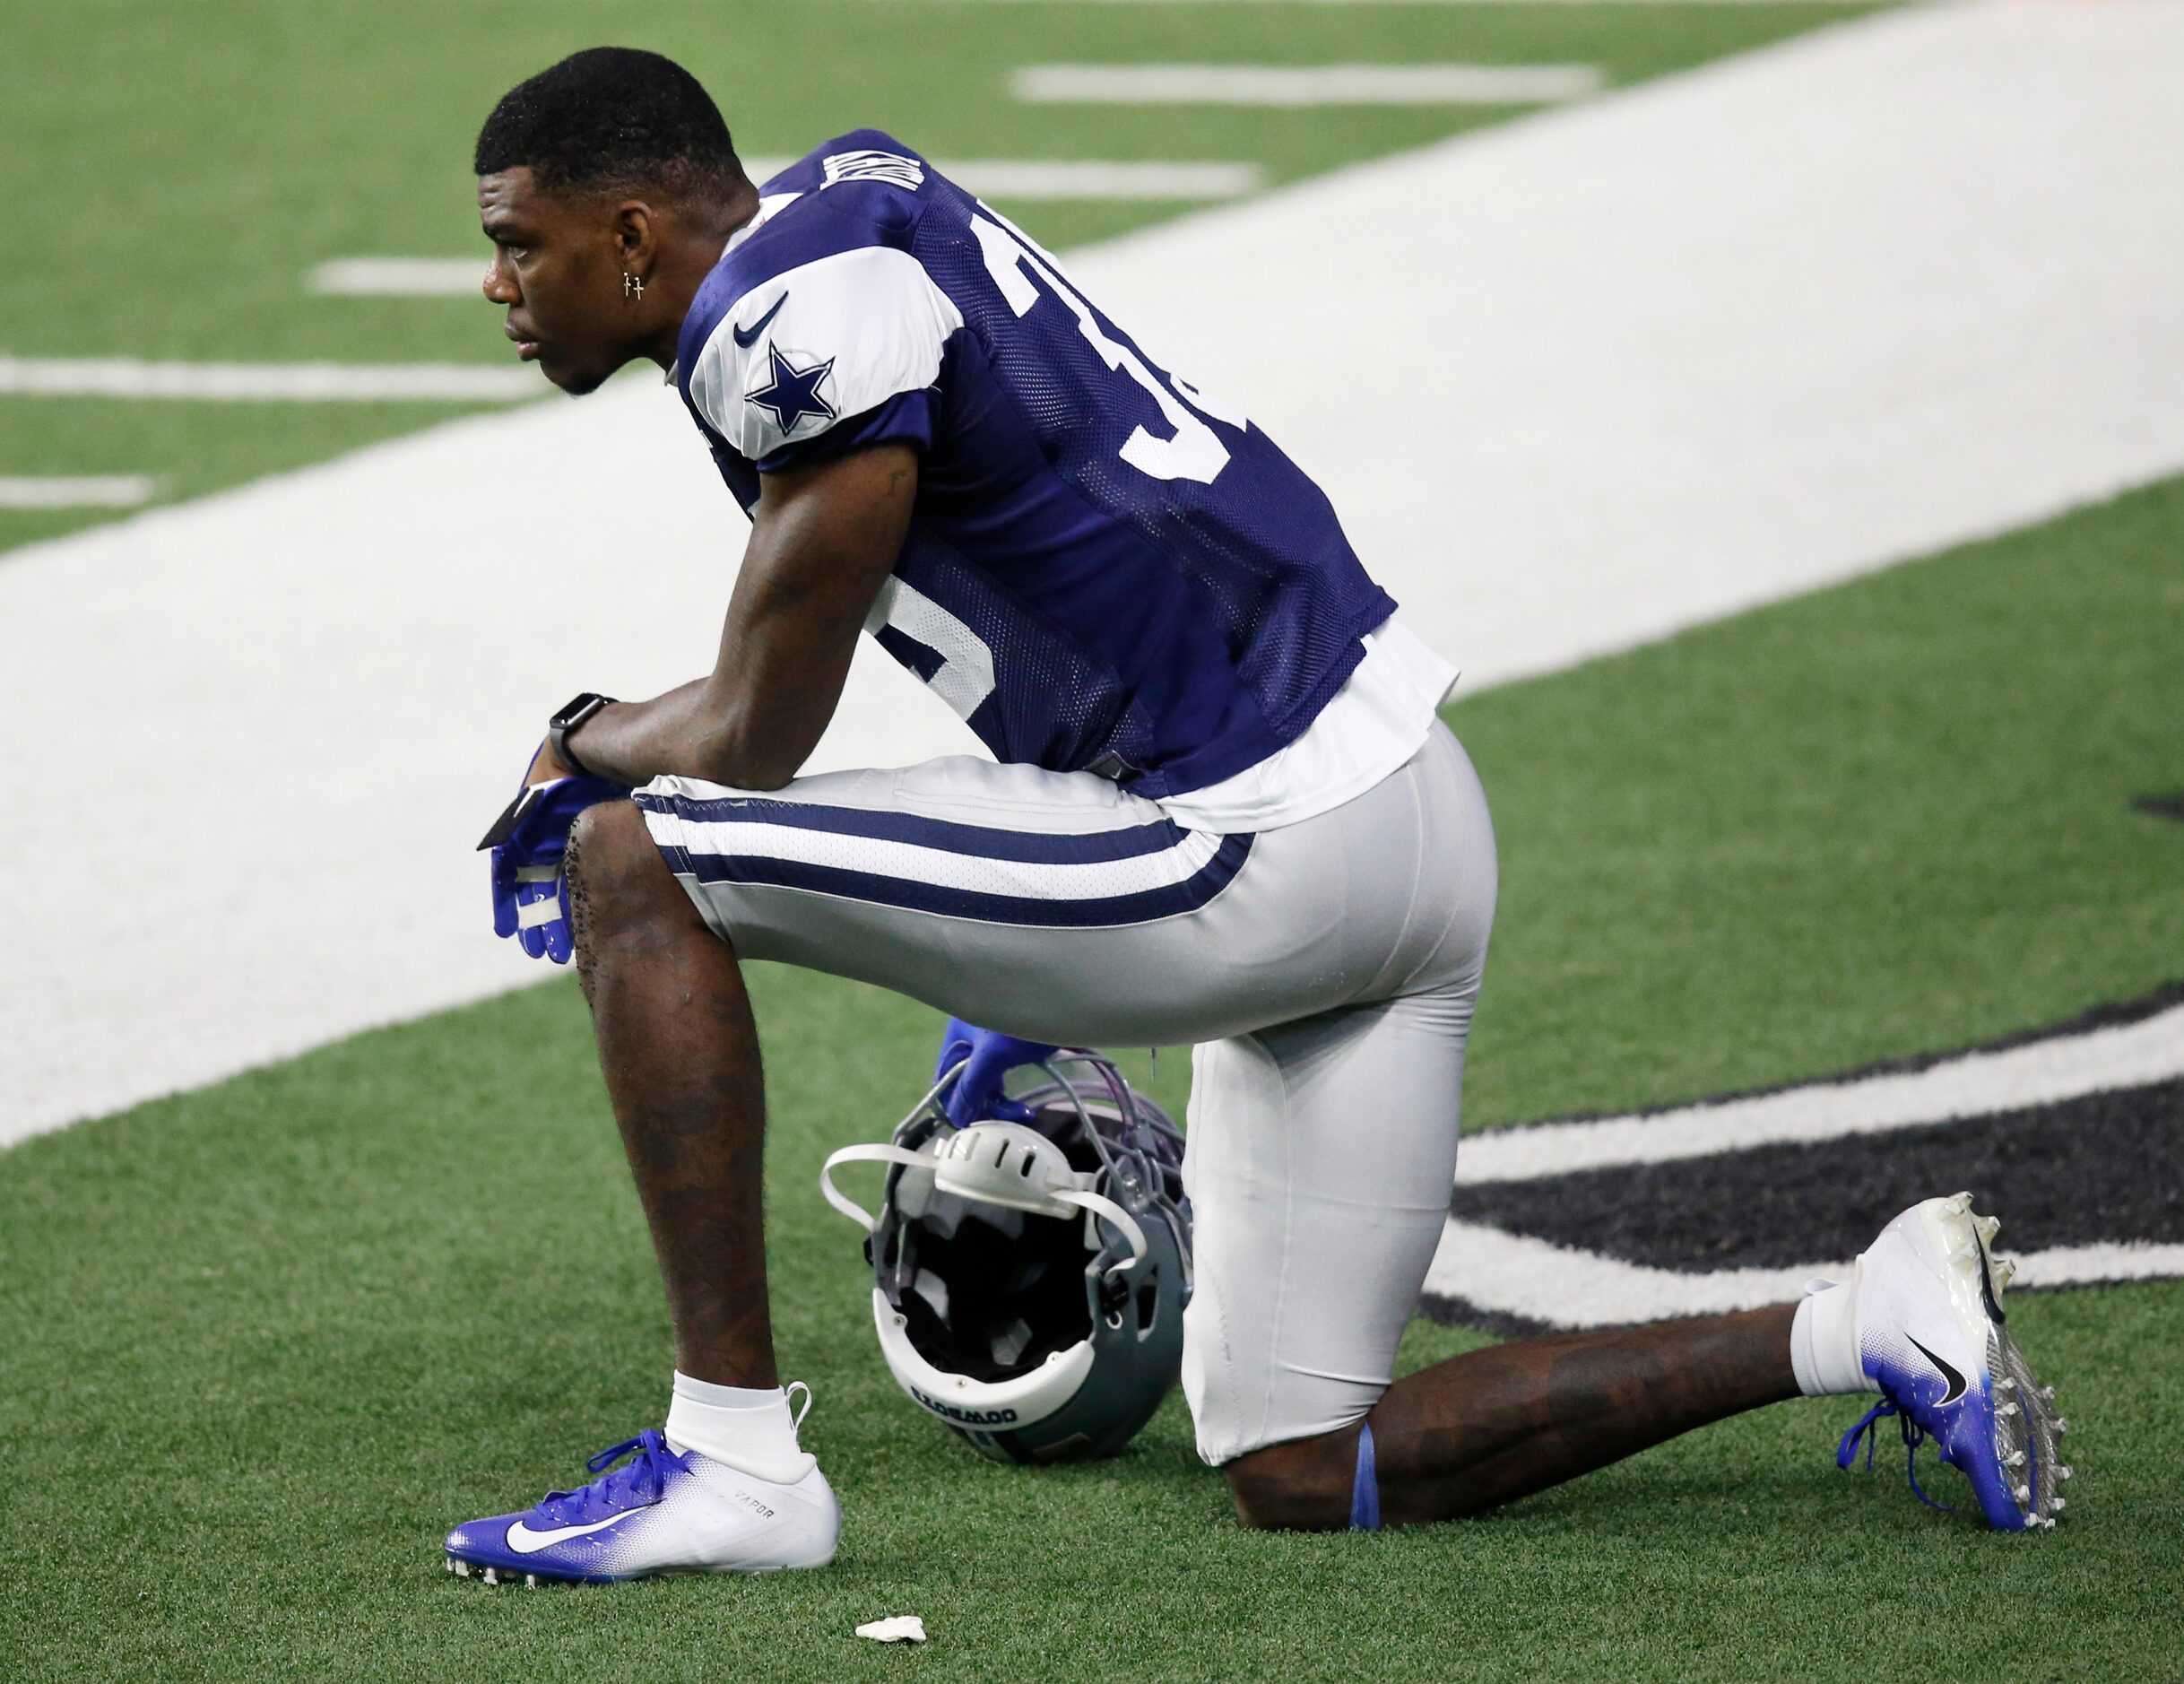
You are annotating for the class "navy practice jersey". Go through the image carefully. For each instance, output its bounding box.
[674,132,1398,801]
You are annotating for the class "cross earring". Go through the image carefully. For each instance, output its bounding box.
[623,272,645,301]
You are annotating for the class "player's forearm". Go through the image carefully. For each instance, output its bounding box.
[562,678,800,791]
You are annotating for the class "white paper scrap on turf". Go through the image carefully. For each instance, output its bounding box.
[6,0,2184,1147]
[854,1615,928,1644]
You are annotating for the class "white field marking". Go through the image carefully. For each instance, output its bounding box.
[1013,63,1603,105]
[1420,1222,2184,1330]
[905,158,1266,200]
[1460,1003,2184,1185]
[8,1,2184,1146]
[860,0,1840,7]
[0,474,160,509]
[0,354,544,403]
[309,258,488,297]
[308,164,1268,294]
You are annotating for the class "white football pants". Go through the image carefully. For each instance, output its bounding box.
[637,721,1496,1463]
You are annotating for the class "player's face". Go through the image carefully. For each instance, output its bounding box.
[477,168,632,395]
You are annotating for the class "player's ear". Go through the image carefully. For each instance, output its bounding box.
[613,200,658,272]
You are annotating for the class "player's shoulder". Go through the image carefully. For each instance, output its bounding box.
[677,130,942,381]
[675,132,966,461]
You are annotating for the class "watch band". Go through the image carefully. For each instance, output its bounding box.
[548,691,616,777]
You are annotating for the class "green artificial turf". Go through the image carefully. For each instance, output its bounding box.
[0,0,1882,553]
[4,477,2181,1680]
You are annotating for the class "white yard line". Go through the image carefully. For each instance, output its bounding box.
[1459,1003,2184,1185]
[0,354,544,404]
[5,1,2184,1146]
[864,0,1842,8]
[309,258,490,297]
[310,164,1267,297]
[1421,1221,2184,1329]
[1013,63,1603,105]
[0,475,160,509]
[311,162,1268,300]
[901,157,1267,199]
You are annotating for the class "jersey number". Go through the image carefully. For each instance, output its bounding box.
[864,577,996,721]
[969,210,1245,485]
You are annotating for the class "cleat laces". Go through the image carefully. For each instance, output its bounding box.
[529,1429,677,1528]
[1836,1400,1957,1514]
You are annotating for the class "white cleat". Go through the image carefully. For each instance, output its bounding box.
[1833,1194,2067,1531]
[445,1428,840,1584]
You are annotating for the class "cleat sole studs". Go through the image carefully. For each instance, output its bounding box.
[525,1574,540,1589]
[2013,1484,2031,1503]
[453,1560,471,1578]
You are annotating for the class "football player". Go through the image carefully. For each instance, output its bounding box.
[446,48,2059,1584]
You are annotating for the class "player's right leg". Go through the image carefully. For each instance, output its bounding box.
[443,797,839,1584]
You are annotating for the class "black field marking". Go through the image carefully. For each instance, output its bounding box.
[2133,791,2184,823]
[1422,981,2184,1333]
[1449,1078,2184,1272]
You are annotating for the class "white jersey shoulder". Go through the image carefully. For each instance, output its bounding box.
[687,236,963,462]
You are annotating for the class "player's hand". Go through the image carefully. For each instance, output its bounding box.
[480,743,631,965]
[933,1017,1062,1129]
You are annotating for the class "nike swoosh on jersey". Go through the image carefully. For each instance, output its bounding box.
[1905,1333,1968,1407]
[732,293,788,348]
[504,1512,633,1554]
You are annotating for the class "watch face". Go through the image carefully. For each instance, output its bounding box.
[554,692,605,728]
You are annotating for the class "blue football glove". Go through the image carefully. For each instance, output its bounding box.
[479,752,630,965]
[933,1017,1062,1129]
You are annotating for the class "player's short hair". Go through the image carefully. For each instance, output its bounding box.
[474,48,744,199]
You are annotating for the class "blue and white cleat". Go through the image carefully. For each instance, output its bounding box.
[1833,1193,2067,1532]
[444,1428,840,1584]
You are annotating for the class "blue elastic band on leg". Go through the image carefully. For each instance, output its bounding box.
[1349,1421,1382,1531]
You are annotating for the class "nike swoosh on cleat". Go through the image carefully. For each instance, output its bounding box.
[732,294,788,348]
[1906,1334,1968,1408]
[1973,1233,2009,1325]
[504,1513,631,1554]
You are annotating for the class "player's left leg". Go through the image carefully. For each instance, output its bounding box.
[1195,985,1808,1529]
[1222,1307,1800,1530]
[1226,1206,2062,1532]
[1205,981,2062,1531]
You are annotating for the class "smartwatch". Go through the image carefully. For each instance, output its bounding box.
[548,691,617,777]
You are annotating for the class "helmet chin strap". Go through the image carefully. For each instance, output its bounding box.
[819,1123,1150,1278]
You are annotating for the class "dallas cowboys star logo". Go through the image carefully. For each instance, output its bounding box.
[745,344,837,433]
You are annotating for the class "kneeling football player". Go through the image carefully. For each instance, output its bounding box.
[447,48,2062,1584]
